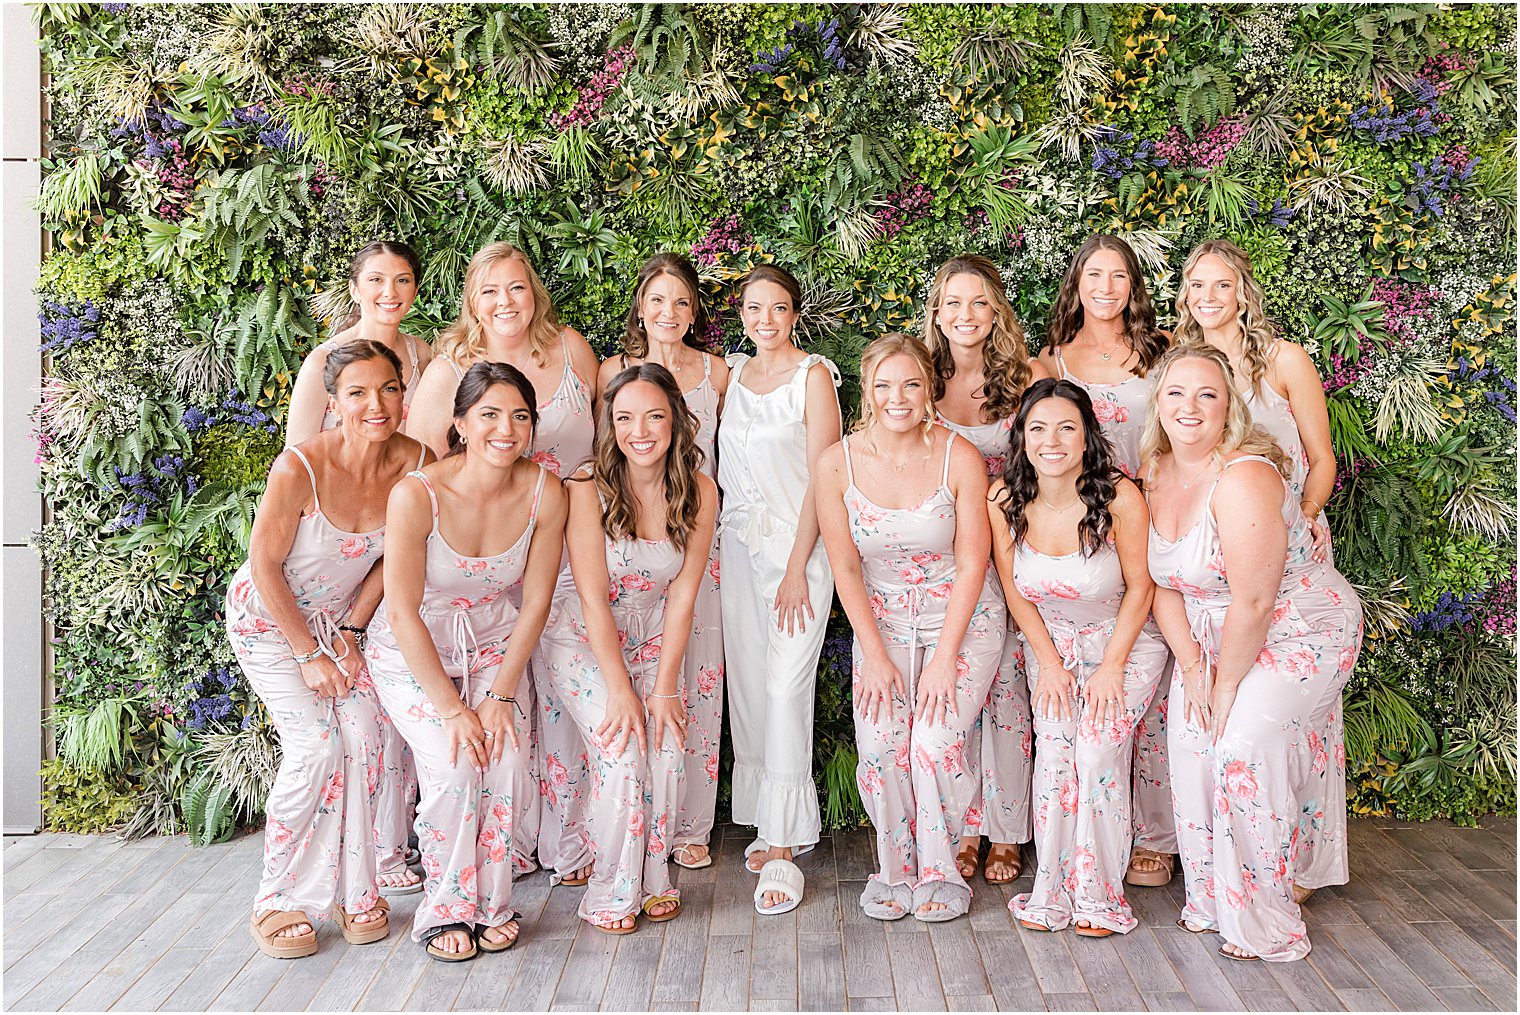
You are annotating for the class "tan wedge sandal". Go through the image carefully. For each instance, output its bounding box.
[336,897,390,946]
[251,909,318,959]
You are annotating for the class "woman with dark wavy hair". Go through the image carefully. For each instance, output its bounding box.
[364,361,567,962]
[1038,234,1177,890]
[537,363,718,934]
[988,379,1168,938]
[598,252,730,872]
[922,254,1048,887]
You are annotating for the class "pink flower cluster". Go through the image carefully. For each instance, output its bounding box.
[1155,117,1247,169]
[144,139,196,221]
[874,179,932,239]
[282,73,336,99]
[690,213,751,266]
[1441,144,1475,172]
[1324,352,1372,393]
[1330,455,1372,496]
[308,165,335,199]
[1369,277,1442,343]
[1477,568,1516,638]
[552,45,635,130]
[1420,50,1473,95]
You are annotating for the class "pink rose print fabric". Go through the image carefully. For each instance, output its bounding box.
[1148,455,1362,961]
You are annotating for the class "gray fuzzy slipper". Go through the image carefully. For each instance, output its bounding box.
[912,880,971,923]
[859,879,913,921]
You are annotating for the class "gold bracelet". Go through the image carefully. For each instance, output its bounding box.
[1302,499,1320,517]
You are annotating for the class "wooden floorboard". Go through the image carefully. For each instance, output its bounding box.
[2,816,1512,1011]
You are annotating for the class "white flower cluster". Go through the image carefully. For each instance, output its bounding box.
[1232,8,1294,88]
[546,3,634,72]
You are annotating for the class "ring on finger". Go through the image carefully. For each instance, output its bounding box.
[483,730,496,740]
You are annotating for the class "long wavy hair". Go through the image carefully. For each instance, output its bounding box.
[622,252,709,359]
[1044,234,1169,374]
[922,254,1031,422]
[339,240,423,331]
[445,361,539,458]
[583,363,705,552]
[853,333,938,450]
[997,379,1122,557]
[436,242,562,369]
[322,338,404,397]
[1138,343,1292,479]
[1173,238,1277,395]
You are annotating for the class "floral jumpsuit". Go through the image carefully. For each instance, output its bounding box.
[843,434,1006,895]
[1007,538,1169,933]
[364,467,545,942]
[227,445,397,922]
[935,412,1031,851]
[1149,455,1362,961]
[536,482,688,925]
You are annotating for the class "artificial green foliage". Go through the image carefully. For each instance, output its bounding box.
[30,3,1516,833]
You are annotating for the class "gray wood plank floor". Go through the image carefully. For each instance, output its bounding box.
[4,817,1514,1011]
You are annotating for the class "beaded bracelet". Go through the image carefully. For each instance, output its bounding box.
[647,692,680,700]
[483,690,514,704]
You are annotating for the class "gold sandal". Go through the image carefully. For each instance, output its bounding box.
[642,894,682,923]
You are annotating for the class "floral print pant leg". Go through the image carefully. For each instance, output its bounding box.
[372,664,526,942]
[675,540,724,849]
[962,630,1033,845]
[372,719,418,875]
[1012,638,1168,933]
[534,649,595,880]
[237,641,384,919]
[853,602,1002,892]
[1292,704,1349,890]
[549,653,684,923]
[1131,670,1178,854]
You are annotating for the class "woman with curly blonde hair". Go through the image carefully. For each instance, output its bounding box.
[1139,343,1360,962]
[536,364,719,934]
[922,255,1047,888]
[407,241,601,886]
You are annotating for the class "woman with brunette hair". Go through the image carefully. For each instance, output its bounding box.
[991,380,1168,937]
[1141,344,1361,961]
[598,252,730,871]
[409,241,600,884]
[1174,239,1340,897]
[230,340,431,958]
[537,363,719,933]
[1038,234,1176,889]
[923,254,1048,887]
[365,361,568,962]
[720,265,842,910]
[816,333,1005,923]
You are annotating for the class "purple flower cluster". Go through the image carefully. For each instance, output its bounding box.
[1413,589,1485,633]
[186,666,241,730]
[1155,117,1247,169]
[552,45,634,130]
[874,178,932,239]
[108,454,199,532]
[752,17,844,74]
[690,213,751,266]
[111,101,186,160]
[1350,79,1442,143]
[1369,277,1441,343]
[1090,125,1168,179]
[100,3,130,12]
[221,104,301,152]
[1246,197,1295,228]
[38,299,101,354]
[1414,569,1519,637]
[1408,157,1477,218]
[184,391,279,434]
[1448,358,1517,424]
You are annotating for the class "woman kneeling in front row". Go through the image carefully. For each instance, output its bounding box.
[366,362,568,962]
[817,334,1006,922]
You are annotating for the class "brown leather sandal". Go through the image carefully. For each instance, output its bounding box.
[955,839,980,880]
[336,897,390,946]
[984,844,1023,884]
[1125,847,1175,887]
[251,909,318,959]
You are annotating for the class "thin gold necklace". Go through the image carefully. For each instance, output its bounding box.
[1176,457,1218,490]
[1039,493,1082,514]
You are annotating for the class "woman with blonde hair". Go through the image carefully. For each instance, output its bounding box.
[1038,234,1176,889]
[598,253,730,871]
[816,334,1005,922]
[922,254,1047,887]
[1174,239,1339,897]
[408,242,600,886]
[1140,343,1361,961]
[537,364,719,934]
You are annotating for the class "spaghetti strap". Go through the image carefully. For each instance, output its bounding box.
[408,469,441,531]
[941,430,956,486]
[289,447,321,513]
[415,442,428,470]
[1054,346,1072,381]
[528,465,548,521]
[842,435,856,486]
[702,353,712,380]
[443,355,464,381]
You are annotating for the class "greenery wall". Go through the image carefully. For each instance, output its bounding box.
[32,2,1517,839]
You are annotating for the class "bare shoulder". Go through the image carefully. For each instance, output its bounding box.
[1271,340,1320,384]
[815,439,847,478]
[561,326,600,372]
[1215,455,1286,504]
[1110,474,1148,520]
[1027,355,1054,382]
[948,428,989,479]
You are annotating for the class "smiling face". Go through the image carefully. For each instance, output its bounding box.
[456,381,533,466]
[612,378,674,467]
[869,353,930,434]
[639,271,696,349]
[1156,355,1230,451]
[473,256,536,342]
[1184,253,1240,333]
[740,279,799,350]
[1079,247,1132,325]
[348,252,419,327]
[332,355,404,441]
[1022,396,1086,481]
[934,271,996,350]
